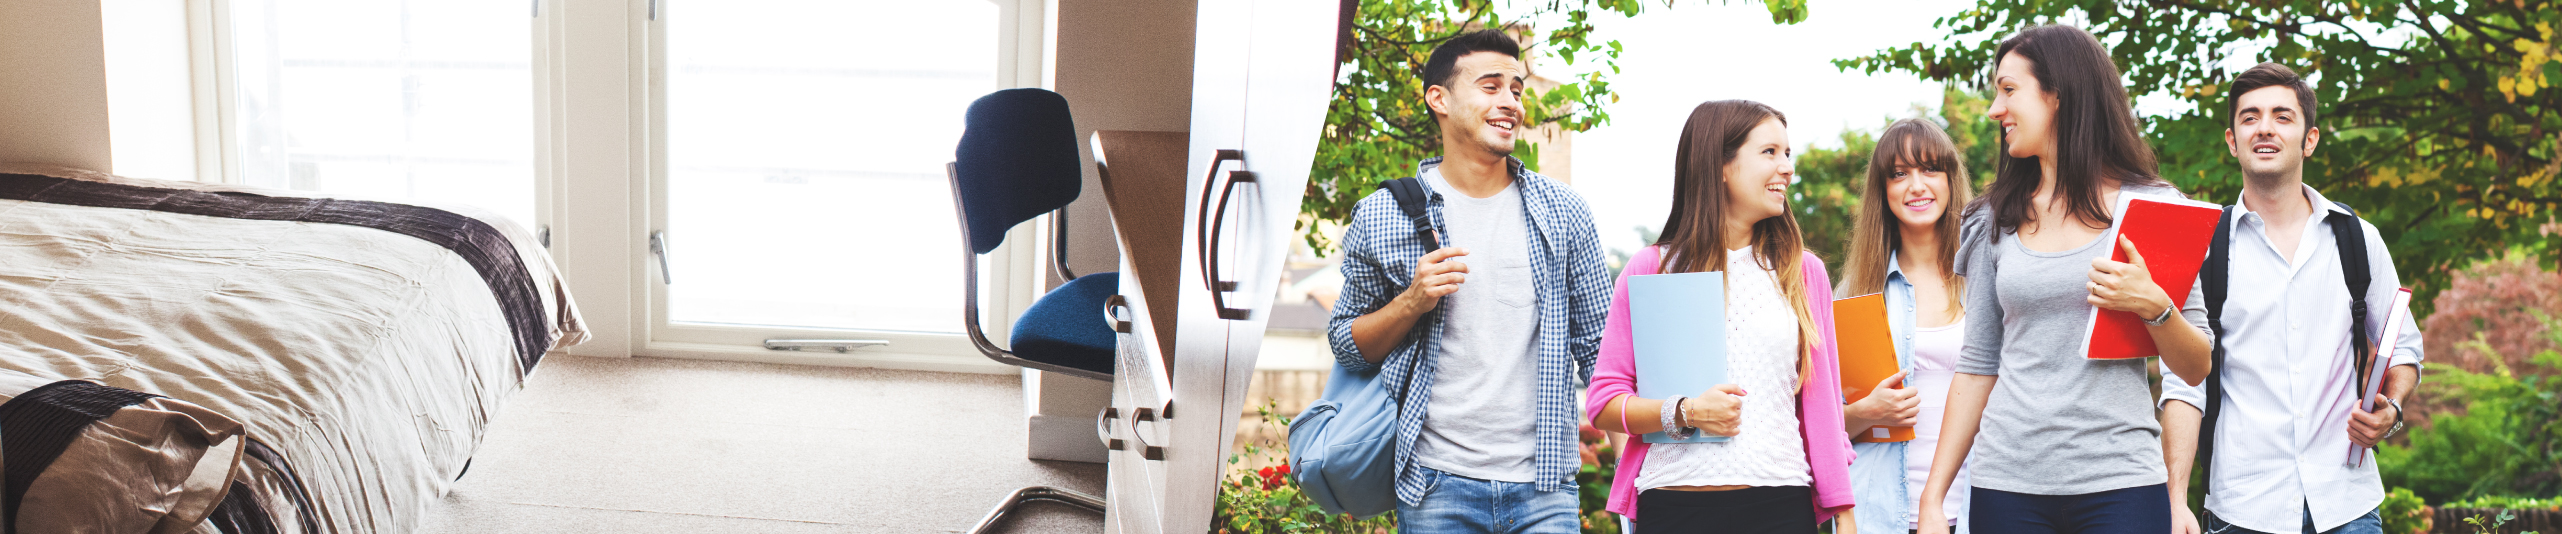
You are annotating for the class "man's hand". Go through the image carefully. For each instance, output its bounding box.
[1682,384,1748,437]
[1845,370,1918,435]
[2348,393,2401,447]
[1395,247,1470,316]
[2087,236,2172,315]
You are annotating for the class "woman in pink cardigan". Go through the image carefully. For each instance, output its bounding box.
[1584,100,1856,533]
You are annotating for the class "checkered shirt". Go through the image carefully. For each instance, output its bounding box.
[1326,156,1610,505]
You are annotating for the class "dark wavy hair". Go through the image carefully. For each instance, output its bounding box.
[1969,24,2169,238]
[1420,29,1522,90]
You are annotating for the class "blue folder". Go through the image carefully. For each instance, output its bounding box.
[1627,271,1731,444]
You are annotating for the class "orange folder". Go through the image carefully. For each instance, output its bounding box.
[1833,292,1913,443]
[2082,194,2223,360]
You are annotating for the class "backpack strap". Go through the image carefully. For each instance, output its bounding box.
[2329,202,2376,399]
[2197,205,2236,494]
[2197,201,2378,496]
[1377,177,1440,394]
[1380,177,1440,251]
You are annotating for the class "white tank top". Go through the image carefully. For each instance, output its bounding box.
[1905,318,1970,527]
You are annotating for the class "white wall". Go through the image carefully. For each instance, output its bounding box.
[1050,0,1195,285]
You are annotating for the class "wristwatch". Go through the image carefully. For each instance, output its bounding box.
[2142,304,2177,326]
[2381,395,2406,438]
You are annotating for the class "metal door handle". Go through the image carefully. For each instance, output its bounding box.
[1104,294,1133,333]
[1195,149,1254,320]
[1096,406,1125,451]
[1129,407,1167,460]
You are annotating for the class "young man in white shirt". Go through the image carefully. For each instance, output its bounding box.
[2159,62,2425,534]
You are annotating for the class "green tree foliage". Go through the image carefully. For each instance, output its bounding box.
[1835,0,2562,314]
[1788,123,1873,273]
[1301,0,1811,255]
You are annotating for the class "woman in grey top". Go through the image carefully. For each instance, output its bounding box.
[1912,25,2214,534]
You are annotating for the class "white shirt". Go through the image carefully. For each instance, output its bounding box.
[2159,185,2425,534]
[1637,247,1812,489]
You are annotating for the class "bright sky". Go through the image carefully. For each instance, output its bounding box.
[1544,0,1979,254]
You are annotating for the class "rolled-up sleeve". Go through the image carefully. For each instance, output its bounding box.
[2362,220,2425,374]
[1328,195,1414,373]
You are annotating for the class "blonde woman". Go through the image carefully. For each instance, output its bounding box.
[1834,118,1978,534]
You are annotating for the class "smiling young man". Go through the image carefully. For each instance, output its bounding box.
[1326,29,1610,534]
[2159,62,2426,534]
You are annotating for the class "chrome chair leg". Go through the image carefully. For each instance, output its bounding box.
[966,485,1106,534]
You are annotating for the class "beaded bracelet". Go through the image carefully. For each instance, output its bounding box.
[1660,394,1697,439]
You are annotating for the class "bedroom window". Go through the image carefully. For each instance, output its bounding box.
[651,0,1000,336]
[224,0,537,229]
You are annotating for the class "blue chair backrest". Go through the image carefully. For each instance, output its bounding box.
[953,88,1081,254]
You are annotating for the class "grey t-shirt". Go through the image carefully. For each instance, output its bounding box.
[1411,168,1542,482]
[1951,182,2212,495]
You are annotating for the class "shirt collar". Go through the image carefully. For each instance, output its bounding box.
[1885,248,1908,283]
[2231,183,2350,220]
[1413,155,1529,185]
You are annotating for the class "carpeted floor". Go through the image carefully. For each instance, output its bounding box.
[417,354,1105,533]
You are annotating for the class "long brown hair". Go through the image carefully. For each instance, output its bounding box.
[1655,100,1822,374]
[1971,24,2170,239]
[1840,118,1973,316]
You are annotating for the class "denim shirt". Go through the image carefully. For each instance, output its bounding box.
[1848,251,1972,534]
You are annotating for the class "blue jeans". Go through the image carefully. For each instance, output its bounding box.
[1395,466,1580,534]
[1971,484,2170,534]
[2203,507,2383,534]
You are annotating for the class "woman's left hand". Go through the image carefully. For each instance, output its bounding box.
[2086,236,2171,315]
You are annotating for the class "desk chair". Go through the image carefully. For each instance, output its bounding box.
[947,88,1112,531]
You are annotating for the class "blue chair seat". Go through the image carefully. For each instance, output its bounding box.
[1008,272,1119,376]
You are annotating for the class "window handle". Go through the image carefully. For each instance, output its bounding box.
[650,230,673,284]
[763,339,889,353]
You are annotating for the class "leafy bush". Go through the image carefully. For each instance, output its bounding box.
[1213,403,1398,534]
[2446,495,2562,511]
[2376,339,2562,504]
[1214,402,1631,533]
[2381,487,2432,534]
[1577,422,1622,534]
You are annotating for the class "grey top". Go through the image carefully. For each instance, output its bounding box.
[1951,182,2212,495]
[1411,168,1542,482]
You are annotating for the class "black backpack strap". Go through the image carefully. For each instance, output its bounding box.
[2197,205,2236,494]
[1380,177,1440,251]
[1378,176,1441,394]
[2329,202,2376,399]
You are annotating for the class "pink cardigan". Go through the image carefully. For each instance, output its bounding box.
[1582,246,1856,522]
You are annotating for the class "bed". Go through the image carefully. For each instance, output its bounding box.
[0,164,586,533]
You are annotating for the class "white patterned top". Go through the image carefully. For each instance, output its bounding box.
[1636,247,1813,489]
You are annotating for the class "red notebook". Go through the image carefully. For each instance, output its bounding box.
[2082,194,2223,360]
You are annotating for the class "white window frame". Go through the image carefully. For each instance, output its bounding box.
[177,0,558,241]
[155,0,1042,373]
[621,0,1054,373]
